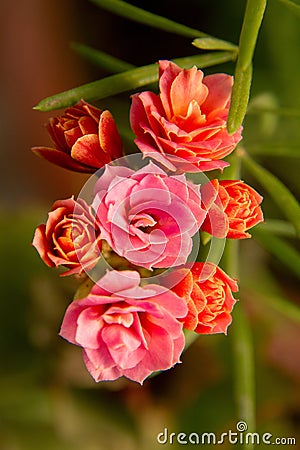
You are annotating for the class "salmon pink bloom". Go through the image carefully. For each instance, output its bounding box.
[32,197,102,276]
[130,60,242,173]
[32,100,122,172]
[171,262,238,334]
[59,270,187,384]
[201,179,264,239]
[92,161,207,270]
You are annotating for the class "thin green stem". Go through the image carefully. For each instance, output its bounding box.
[228,0,267,134]
[90,0,236,53]
[244,287,300,325]
[70,42,135,72]
[237,0,268,72]
[251,228,300,278]
[90,0,204,38]
[223,157,256,449]
[255,220,296,238]
[34,51,236,112]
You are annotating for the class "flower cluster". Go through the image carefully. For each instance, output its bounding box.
[32,60,263,384]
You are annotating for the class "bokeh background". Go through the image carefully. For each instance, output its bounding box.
[0,0,299,448]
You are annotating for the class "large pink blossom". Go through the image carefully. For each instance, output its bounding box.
[92,161,207,269]
[130,60,242,172]
[59,270,187,383]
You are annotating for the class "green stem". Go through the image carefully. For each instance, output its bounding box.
[237,0,268,71]
[34,52,236,112]
[227,0,267,134]
[223,157,256,448]
[90,0,236,52]
[70,42,135,72]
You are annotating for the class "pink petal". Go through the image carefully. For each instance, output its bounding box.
[202,73,233,113]
[78,115,98,135]
[32,225,54,267]
[94,164,134,196]
[170,66,208,118]
[94,269,141,295]
[76,306,102,349]
[31,146,94,172]
[102,325,146,369]
[99,110,123,160]
[158,60,182,119]
[71,134,105,168]
[83,350,121,382]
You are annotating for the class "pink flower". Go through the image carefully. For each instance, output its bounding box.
[32,100,122,172]
[92,161,207,269]
[59,270,187,383]
[171,262,238,334]
[32,197,102,276]
[130,60,242,173]
[201,179,264,239]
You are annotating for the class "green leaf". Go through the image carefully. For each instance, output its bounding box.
[256,220,296,238]
[227,0,267,134]
[71,42,135,72]
[192,37,238,52]
[34,51,236,112]
[251,227,300,278]
[277,0,300,17]
[89,0,207,38]
[241,152,300,237]
[227,63,253,134]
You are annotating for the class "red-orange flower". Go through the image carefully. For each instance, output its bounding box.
[32,197,102,276]
[130,60,242,173]
[201,179,264,239]
[171,262,238,334]
[32,100,122,172]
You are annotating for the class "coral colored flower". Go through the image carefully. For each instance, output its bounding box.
[92,161,208,270]
[32,197,102,276]
[130,60,242,173]
[201,179,264,239]
[171,262,238,334]
[32,100,122,172]
[59,270,187,384]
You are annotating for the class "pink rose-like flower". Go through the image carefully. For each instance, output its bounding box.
[171,262,238,334]
[201,179,264,239]
[92,161,207,269]
[59,270,188,384]
[32,100,122,172]
[32,197,102,276]
[130,60,242,173]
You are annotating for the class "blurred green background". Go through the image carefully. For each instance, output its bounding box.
[0,0,299,448]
